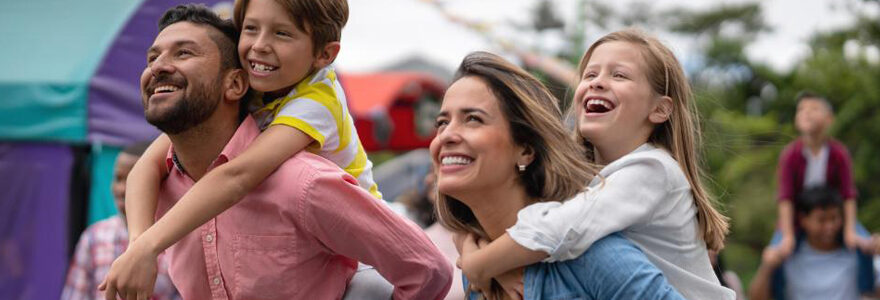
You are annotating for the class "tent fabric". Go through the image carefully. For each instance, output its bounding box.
[342,72,444,151]
[87,0,232,146]
[88,146,123,225]
[343,72,445,116]
[0,143,73,300]
[0,0,143,142]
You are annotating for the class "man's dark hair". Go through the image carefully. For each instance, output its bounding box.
[121,141,152,157]
[796,186,843,215]
[795,90,834,113]
[158,4,240,71]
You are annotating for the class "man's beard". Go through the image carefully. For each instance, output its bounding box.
[145,75,222,135]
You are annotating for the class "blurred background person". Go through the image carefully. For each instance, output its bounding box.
[61,142,180,300]
[749,186,879,300]
[773,92,866,257]
[398,168,465,300]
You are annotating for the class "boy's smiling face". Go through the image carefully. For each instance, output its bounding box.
[795,97,833,137]
[239,0,317,95]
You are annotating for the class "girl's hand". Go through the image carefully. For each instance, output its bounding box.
[496,268,524,300]
[459,234,491,294]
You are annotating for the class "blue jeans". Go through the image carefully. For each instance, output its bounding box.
[465,233,684,300]
[768,222,875,299]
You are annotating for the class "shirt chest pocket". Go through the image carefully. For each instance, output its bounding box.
[232,234,297,300]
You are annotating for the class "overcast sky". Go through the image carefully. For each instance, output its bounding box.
[336,0,878,74]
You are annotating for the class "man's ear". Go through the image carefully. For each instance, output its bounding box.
[312,41,341,69]
[649,95,673,124]
[223,68,248,102]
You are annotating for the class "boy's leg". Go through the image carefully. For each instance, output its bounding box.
[342,263,393,300]
[855,221,870,237]
[769,229,782,246]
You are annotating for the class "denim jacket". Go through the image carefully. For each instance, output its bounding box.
[466,233,684,300]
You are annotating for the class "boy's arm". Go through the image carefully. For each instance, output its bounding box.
[458,233,546,289]
[103,125,313,299]
[136,124,312,254]
[843,200,862,249]
[303,172,452,300]
[748,247,785,300]
[126,134,171,242]
[777,201,796,257]
[839,146,862,249]
[775,147,797,257]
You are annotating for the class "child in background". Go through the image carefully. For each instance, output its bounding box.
[454,29,734,300]
[62,143,180,300]
[774,92,867,257]
[749,186,880,300]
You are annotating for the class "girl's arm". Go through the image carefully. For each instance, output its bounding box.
[463,158,670,285]
[126,134,171,242]
[457,233,546,288]
[135,124,312,253]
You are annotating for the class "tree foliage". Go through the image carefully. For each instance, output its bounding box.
[666,0,880,287]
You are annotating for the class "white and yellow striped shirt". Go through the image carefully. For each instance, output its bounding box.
[252,66,381,199]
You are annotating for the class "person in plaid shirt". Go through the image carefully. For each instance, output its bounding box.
[61,143,179,300]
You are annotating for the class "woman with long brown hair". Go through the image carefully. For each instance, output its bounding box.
[432,51,684,299]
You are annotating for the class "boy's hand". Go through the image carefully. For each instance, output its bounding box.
[761,247,785,269]
[99,240,159,300]
[862,234,880,255]
[776,235,795,258]
[843,228,865,250]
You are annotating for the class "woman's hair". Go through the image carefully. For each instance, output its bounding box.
[435,51,597,240]
[572,28,729,251]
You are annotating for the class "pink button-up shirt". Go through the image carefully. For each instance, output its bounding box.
[157,117,451,300]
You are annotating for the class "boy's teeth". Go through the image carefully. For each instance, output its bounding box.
[251,62,277,72]
[441,156,473,165]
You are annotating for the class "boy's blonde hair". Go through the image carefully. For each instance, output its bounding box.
[573,28,730,251]
[234,0,348,57]
[436,51,598,240]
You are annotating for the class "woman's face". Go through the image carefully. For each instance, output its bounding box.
[430,76,524,201]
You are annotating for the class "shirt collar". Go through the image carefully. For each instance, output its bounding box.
[801,142,829,160]
[164,116,261,176]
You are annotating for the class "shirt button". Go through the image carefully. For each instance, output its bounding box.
[213,277,221,285]
[205,234,214,242]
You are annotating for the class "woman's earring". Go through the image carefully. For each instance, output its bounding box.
[518,164,526,172]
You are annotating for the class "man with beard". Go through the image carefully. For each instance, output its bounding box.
[100,5,451,300]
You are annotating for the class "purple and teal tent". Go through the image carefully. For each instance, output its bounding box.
[0,0,232,298]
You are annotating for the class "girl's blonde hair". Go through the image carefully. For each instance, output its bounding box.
[573,28,729,251]
[435,51,598,240]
